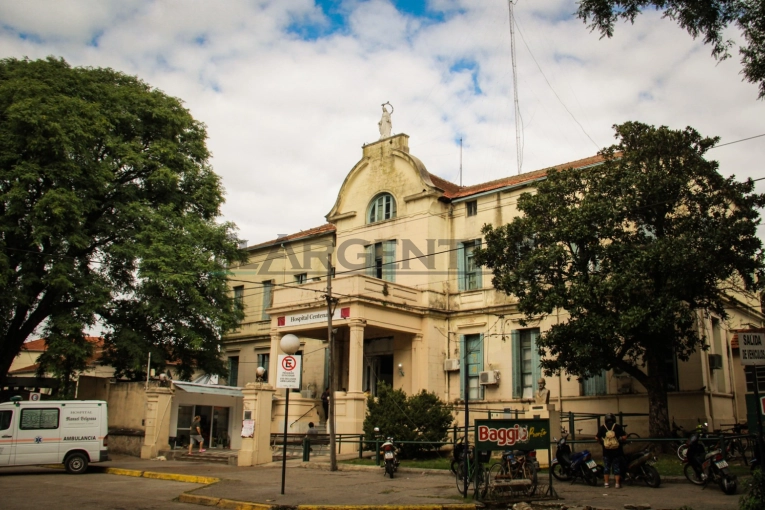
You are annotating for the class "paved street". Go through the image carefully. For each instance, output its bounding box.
[0,456,746,510]
[0,466,204,510]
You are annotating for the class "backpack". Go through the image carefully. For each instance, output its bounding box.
[603,424,620,449]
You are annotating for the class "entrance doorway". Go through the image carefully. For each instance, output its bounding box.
[175,404,231,449]
[364,337,394,396]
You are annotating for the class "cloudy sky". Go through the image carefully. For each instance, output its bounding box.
[2,0,764,244]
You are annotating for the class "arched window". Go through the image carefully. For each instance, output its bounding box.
[367,193,397,223]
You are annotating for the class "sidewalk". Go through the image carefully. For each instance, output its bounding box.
[95,455,747,510]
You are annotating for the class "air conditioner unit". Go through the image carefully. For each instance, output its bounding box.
[709,353,723,370]
[443,359,460,371]
[479,370,500,385]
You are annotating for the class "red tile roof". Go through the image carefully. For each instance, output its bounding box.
[430,154,608,200]
[247,223,336,250]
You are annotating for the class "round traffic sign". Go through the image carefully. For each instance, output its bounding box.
[281,355,297,371]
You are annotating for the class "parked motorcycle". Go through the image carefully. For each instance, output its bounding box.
[678,423,708,460]
[550,435,598,486]
[683,433,737,495]
[551,435,573,481]
[381,436,400,478]
[621,446,661,488]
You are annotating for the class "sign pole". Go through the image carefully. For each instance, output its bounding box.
[281,388,290,495]
[276,335,301,496]
[463,339,469,498]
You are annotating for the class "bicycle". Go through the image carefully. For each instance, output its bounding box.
[454,452,488,498]
[487,449,539,496]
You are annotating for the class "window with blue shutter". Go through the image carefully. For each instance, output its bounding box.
[261,281,273,320]
[512,328,541,399]
[460,334,484,400]
[582,370,607,396]
[382,240,396,283]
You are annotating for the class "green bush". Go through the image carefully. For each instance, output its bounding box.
[363,382,454,458]
[740,469,764,510]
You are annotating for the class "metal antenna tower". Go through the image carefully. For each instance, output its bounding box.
[508,0,521,175]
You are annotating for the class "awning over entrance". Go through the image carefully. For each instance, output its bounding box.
[173,381,243,398]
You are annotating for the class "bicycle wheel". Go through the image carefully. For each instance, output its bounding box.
[450,458,459,476]
[474,463,489,500]
[523,464,538,495]
[455,460,472,495]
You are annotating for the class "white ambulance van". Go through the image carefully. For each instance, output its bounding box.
[0,398,109,473]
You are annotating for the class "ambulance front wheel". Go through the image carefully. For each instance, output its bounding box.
[65,452,89,474]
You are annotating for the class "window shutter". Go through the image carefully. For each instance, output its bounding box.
[365,245,375,277]
[583,370,607,396]
[383,240,396,283]
[531,328,541,395]
[261,281,272,320]
[459,335,465,399]
[474,239,483,289]
[477,333,485,399]
[457,243,466,291]
[511,330,522,398]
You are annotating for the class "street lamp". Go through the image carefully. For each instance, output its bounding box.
[279,333,300,495]
[255,366,265,382]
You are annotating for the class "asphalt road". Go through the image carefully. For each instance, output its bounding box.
[0,460,748,510]
[0,466,204,510]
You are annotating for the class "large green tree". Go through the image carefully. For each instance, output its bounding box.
[0,57,245,383]
[577,1,765,99]
[475,121,765,438]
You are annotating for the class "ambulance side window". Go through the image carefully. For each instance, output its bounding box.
[0,410,11,431]
[20,408,59,430]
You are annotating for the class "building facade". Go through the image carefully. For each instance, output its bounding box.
[222,132,763,442]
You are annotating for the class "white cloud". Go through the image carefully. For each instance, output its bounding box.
[1,0,763,244]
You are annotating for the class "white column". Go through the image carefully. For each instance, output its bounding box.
[347,319,366,394]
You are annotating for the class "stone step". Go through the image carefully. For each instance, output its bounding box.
[159,449,237,465]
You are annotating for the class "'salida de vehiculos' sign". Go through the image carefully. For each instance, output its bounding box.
[474,419,550,451]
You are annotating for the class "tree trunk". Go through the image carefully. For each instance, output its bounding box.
[644,353,671,439]
[0,334,28,384]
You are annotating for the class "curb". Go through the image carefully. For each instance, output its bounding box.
[90,466,219,485]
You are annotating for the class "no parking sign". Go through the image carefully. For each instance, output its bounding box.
[276,354,301,389]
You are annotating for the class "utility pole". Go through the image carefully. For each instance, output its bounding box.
[326,253,338,471]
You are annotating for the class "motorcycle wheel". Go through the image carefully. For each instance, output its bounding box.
[677,444,689,461]
[642,465,661,488]
[720,476,737,495]
[385,460,395,478]
[552,462,572,481]
[683,463,705,485]
[582,467,598,486]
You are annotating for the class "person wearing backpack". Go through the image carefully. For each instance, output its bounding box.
[596,413,627,488]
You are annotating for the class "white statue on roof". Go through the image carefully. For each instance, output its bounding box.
[378,102,393,139]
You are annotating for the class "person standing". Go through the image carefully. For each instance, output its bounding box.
[596,413,626,488]
[321,387,330,423]
[189,415,206,455]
